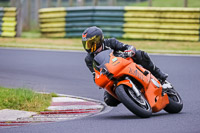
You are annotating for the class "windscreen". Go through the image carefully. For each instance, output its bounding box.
[93,50,113,71]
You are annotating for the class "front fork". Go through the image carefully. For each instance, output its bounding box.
[125,77,141,97]
[116,77,141,97]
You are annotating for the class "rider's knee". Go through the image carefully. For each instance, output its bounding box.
[104,91,120,107]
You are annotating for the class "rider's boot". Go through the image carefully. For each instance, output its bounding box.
[151,66,168,84]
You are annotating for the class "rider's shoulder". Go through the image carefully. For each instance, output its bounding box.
[104,38,118,44]
[105,38,117,41]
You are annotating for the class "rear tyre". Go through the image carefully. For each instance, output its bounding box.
[115,85,152,118]
[164,87,183,113]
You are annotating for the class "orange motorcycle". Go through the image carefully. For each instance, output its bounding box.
[93,50,183,118]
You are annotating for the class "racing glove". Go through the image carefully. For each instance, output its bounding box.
[124,46,136,57]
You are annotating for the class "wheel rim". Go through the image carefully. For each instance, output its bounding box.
[126,87,151,111]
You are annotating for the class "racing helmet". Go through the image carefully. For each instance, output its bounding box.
[82,26,104,54]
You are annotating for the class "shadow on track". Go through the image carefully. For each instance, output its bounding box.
[152,112,185,118]
[95,112,185,120]
[101,115,140,120]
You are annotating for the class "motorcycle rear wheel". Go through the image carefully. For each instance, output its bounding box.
[115,85,152,118]
[164,87,183,113]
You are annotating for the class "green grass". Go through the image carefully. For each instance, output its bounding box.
[119,39,200,54]
[0,2,9,7]
[130,0,200,7]
[21,30,41,38]
[0,87,56,112]
[0,37,200,54]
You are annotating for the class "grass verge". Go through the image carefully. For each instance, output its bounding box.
[0,37,200,54]
[130,0,200,7]
[0,86,56,112]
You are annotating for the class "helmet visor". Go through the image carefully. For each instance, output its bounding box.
[83,35,101,53]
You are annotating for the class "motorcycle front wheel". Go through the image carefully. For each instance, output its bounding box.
[115,85,152,118]
[164,87,183,113]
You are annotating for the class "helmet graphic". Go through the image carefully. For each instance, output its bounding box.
[82,26,104,54]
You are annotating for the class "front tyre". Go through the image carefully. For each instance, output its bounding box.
[164,87,183,113]
[115,85,152,118]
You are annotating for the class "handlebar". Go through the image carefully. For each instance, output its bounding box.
[114,51,130,59]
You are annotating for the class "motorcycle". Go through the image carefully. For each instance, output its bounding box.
[93,50,183,118]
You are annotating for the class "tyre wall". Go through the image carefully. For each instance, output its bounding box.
[0,7,17,37]
[39,6,200,41]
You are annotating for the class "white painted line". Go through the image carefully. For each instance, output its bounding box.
[52,97,86,102]
[47,105,104,110]
[149,53,200,57]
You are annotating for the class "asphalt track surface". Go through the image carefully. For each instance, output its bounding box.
[0,48,200,133]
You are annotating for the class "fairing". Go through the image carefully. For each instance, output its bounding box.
[93,50,169,112]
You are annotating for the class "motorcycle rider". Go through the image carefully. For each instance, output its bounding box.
[82,26,168,107]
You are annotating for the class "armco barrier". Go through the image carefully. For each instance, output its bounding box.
[0,7,17,37]
[39,7,200,41]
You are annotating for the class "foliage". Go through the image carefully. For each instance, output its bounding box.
[0,87,54,112]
